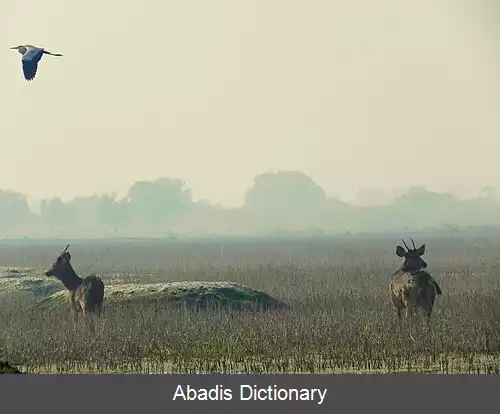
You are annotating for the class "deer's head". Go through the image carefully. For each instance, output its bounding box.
[393,238,427,275]
[45,244,72,279]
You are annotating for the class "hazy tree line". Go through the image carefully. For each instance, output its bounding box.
[1,171,500,238]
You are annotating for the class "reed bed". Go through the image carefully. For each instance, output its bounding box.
[1,235,500,373]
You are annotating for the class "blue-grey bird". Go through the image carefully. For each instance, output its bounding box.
[10,44,63,81]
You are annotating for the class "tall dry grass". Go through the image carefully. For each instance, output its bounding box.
[1,235,500,373]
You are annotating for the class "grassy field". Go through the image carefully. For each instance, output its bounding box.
[1,234,500,374]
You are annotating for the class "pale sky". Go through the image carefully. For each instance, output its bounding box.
[1,0,500,207]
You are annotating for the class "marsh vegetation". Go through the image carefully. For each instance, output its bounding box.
[0,235,500,373]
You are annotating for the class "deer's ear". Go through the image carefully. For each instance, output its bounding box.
[416,244,425,256]
[61,251,71,262]
[396,246,406,257]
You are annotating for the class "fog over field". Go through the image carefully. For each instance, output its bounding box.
[1,1,500,240]
[3,171,500,238]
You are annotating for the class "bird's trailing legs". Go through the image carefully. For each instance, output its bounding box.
[43,50,63,57]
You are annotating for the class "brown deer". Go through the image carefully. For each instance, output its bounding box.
[44,245,105,325]
[389,238,442,330]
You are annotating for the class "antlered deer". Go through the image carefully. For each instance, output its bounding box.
[389,239,442,329]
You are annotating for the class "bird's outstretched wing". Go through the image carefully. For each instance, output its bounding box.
[21,48,44,81]
[22,60,38,81]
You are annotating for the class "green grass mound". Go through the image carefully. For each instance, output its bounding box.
[0,361,23,374]
[36,281,288,312]
[0,266,38,278]
[0,276,62,297]
[0,266,63,297]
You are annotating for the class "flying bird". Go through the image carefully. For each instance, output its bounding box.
[10,44,62,81]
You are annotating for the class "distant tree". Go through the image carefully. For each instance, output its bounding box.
[243,171,327,230]
[65,195,103,226]
[126,178,193,225]
[96,193,130,234]
[244,171,326,211]
[0,190,32,232]
[39,197,74,233]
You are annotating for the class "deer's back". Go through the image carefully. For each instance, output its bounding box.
[390,270,441,305]
[77,274,104,305]
[410,270,442,296]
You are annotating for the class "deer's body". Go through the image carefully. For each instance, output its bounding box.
[389,239,442,325]
[390,269,441,319]
[69,274,105,316]
[45,245,104,318]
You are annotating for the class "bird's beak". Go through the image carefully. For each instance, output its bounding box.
[10,47,18,50]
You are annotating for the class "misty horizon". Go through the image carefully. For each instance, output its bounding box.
[1,169,500,239]
[3,171,500,213]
